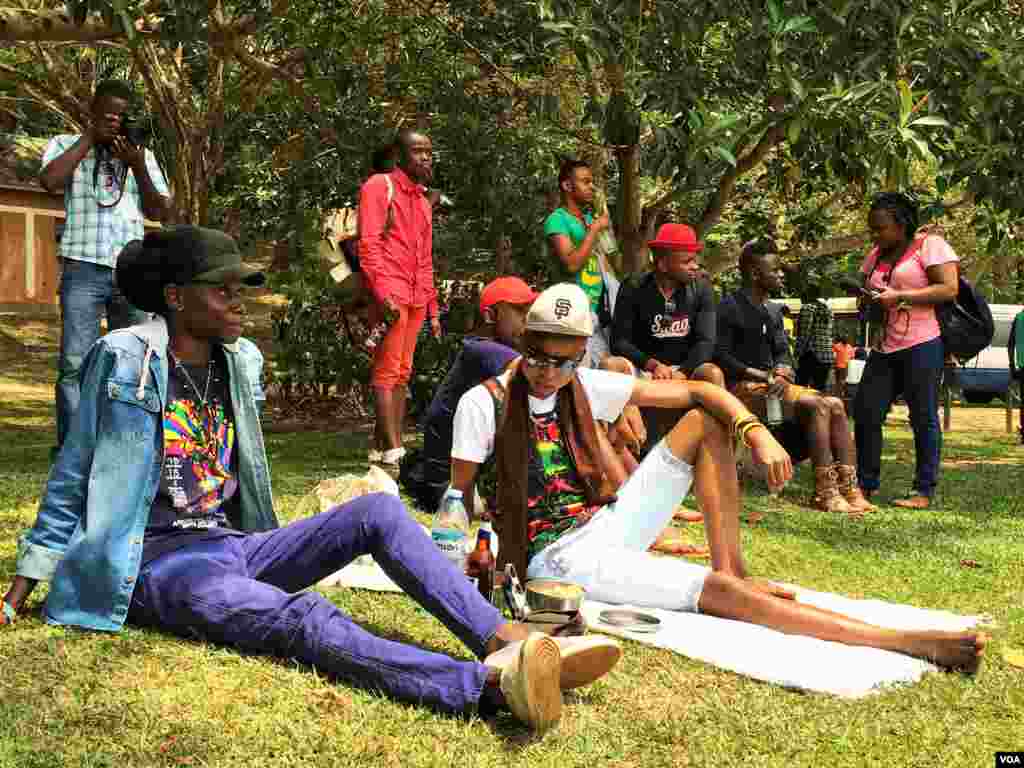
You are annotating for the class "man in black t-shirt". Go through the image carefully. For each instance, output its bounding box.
[612,223,724,445]
[715,240,873,515]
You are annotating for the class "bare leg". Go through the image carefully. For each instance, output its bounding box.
[795,393,834,467]
[824,395,856,466]
[373,387,399,452]
[392,385,408,449]
[698,572,987,670]
[663,408,746,577]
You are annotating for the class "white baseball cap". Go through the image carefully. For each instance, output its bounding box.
[525,283,593,337]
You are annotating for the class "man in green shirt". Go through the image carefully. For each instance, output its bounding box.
[544,159,614,366]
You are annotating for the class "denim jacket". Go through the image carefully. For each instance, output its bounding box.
[15,316,279,631]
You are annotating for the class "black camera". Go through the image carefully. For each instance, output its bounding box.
[119,116,151,147]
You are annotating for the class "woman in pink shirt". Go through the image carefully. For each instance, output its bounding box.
[852,193,959,509]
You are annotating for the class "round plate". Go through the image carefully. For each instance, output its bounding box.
[597,609,661,633]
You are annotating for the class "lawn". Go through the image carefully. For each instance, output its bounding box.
[0,311,1022,768]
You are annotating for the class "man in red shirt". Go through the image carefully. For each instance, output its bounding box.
[359,129,441,469]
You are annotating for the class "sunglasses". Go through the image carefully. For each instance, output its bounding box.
[523,347,586,375]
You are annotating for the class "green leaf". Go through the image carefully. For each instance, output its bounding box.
[767,0,781,25]
[713,146,737,166]
[908,116,951,129]
[787,118,803,145]
[789,76,805,102]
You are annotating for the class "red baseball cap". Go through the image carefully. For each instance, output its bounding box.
[479,276,538,312]
[648,223,703,252]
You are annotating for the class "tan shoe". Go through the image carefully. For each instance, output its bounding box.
[486,635,622,690]
[834,464,877,512]
[813,465,858,516]
[496,633,562,733]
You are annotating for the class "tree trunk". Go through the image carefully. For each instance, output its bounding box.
[615,144,645,275]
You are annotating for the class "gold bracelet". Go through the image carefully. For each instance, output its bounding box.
[732,414,759,443]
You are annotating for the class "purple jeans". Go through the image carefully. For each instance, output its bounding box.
[127,493,502,714]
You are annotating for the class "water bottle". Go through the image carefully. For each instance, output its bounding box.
[764,376,784,426]
[432,488,470,569]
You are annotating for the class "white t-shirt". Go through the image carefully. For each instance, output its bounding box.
[451,367,635,464]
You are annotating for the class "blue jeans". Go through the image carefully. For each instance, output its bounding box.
[127,494,502,714]
[57,259,147,447]
[853,337,944,498]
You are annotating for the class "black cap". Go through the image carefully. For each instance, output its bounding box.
[115,226,265,313]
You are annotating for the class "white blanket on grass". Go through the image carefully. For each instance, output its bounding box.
[321,559,987,699]
[582,588,987,699]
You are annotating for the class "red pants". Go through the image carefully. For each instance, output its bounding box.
[371,303,427,390]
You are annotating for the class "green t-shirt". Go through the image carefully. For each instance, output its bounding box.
[544,207,604,315]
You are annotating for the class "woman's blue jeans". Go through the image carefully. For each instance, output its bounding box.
[128,494,502,714]
[853,337,944,498]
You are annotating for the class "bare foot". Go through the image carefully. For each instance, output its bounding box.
[907,631,988,672]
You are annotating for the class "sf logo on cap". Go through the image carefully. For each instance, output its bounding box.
[554,298,572,319]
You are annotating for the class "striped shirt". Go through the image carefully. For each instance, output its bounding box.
[42,135,170,267]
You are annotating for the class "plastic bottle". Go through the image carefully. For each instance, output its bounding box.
[432,488,470,569]
[765,376,784,425]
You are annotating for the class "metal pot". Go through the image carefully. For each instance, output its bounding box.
[525,579,586,614]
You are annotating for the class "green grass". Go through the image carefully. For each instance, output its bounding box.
[1,328,1023,766]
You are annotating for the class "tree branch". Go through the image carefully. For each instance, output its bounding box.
[696,120,786,237]
[0,7,160,41]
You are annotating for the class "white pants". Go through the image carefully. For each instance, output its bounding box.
[526,440,708,612]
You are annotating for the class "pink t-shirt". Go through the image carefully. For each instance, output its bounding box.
[860,234,959,353]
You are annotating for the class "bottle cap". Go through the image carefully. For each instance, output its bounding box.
[446,488,463,499]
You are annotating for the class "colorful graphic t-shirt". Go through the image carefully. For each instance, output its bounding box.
[525,410,600,561]
[544,207,604,315]
[142,355,243,565]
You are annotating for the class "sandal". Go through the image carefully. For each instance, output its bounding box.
[673,506,704,523]
[649,536,710,558]
[893,495,930,509]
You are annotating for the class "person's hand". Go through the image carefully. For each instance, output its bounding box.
[111,136,145,170]
[382,296,400,317]
[766,375,787,398]
[650,361,675,380]
[609,404,646,451]
[430,315,442,340]
[746,426,793,491]
[671,368,688,381]
[875,287,904,310]
[773,365,795,384]
[592,211,610,232]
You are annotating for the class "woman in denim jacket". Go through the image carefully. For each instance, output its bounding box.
[0,225,620,734]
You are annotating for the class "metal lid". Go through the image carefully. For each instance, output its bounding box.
[597,609,661,633]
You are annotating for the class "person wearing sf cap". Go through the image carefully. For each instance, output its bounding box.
[448,283,987,673]
[0,230,621,733]
[400,277,538,512]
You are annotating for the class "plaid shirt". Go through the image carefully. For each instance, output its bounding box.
[42,135,170,267]
[795,299,835,364]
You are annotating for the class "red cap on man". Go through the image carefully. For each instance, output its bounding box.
[648,223,703,252]
[479,276,538,312]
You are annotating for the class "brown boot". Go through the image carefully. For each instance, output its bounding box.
[813,465,857,515]
[835,464,877,512]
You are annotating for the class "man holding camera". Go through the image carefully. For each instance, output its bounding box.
[40,80,172,450]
